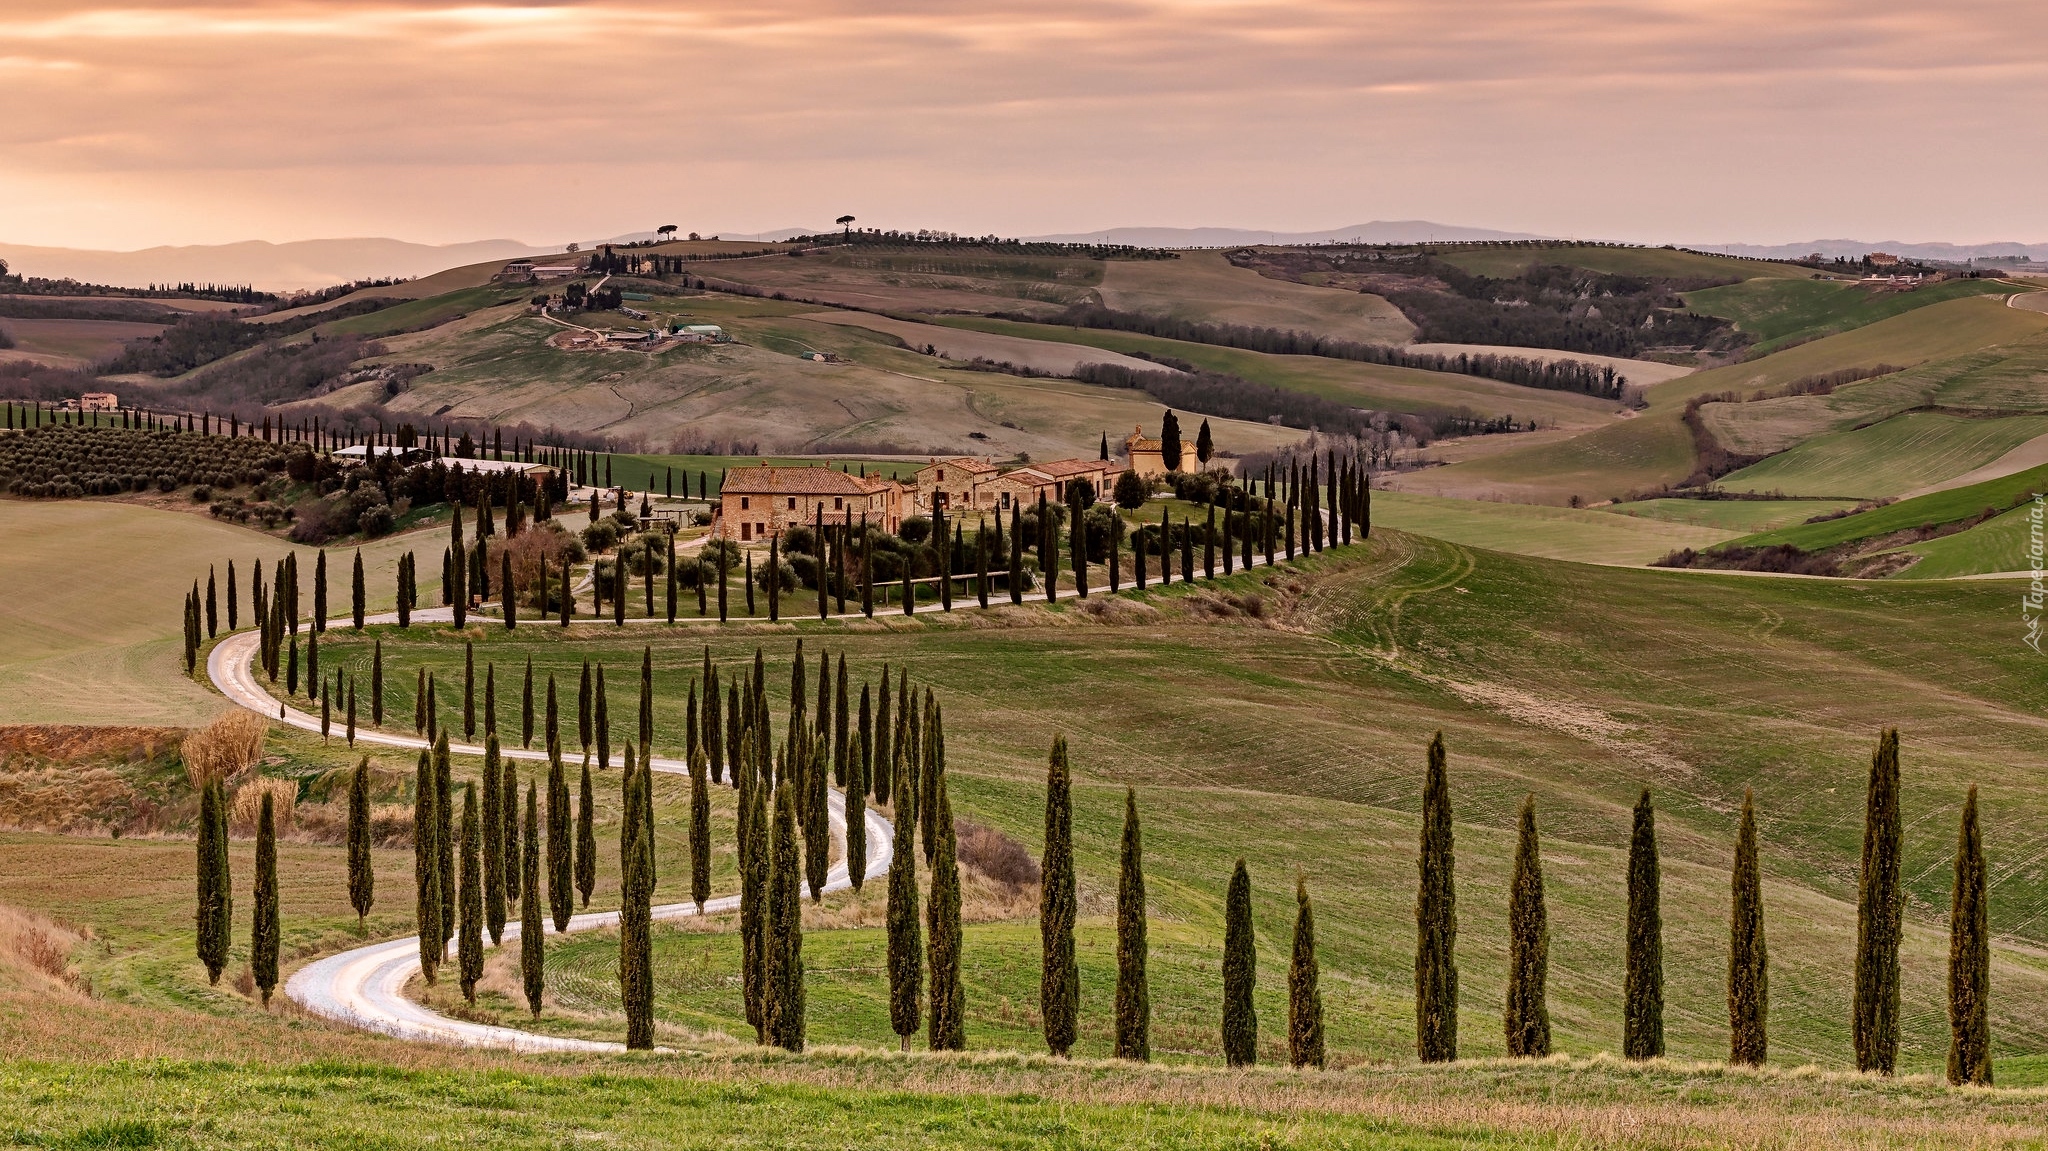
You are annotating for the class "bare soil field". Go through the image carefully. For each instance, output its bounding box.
[1098,250,1417,344]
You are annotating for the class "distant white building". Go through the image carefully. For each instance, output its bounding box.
[673,323,729,343]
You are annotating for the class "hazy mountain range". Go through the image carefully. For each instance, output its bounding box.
[8,225,2046,293]
[0,238,546,293]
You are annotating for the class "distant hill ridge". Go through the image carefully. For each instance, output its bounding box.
[0,237,548,293]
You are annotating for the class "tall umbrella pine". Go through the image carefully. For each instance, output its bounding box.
[1115,788,1149,1061]
[1624,790,1665,1060]
[252,793,279,1006]
[1855,729,1903,1075]
[195,777,232,984]
[1040,736,1078,1057]
[519,783,544,1017]
[1221,859,1257,1067]
[1729,789,1767,1067]
[1415,732,1458,1063]
[1289,874,1324,1070]
[927,775,965,1051]
[1948,786,1992,1086]
[1505,795,1551,1058]
[457,786,484,1003]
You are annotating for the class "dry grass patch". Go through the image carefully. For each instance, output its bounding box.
[181,709,267,789]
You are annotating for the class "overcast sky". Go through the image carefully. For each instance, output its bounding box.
[2,0,2042,250]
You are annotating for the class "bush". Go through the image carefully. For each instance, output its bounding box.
[1113,469,1149,509]
[181,710,268,791]
[780,524,819,556]
[190,485,212,502]
[898,516,931,544]
[753,556,798,593]
[955,818,1040,891]
[582,519,621,553]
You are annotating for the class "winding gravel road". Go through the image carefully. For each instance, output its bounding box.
[208,625,893,1052]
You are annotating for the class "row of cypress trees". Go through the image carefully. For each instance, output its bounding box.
[1409,729,1991,1084]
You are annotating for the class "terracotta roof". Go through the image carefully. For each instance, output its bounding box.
[721,465,880,496]
[918,456,995,475]
[1027,458,1111,480]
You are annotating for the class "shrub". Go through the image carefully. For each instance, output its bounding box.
[898,516,931,544]
[231,777,298,836]
[581,519,621,553]
[1113,469,1149,509]
[181,710,268,790]
[955,818,1040,891]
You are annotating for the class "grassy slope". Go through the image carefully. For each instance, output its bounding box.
[337,294,1299,461]
[1096,250,1417,344]
[1685,277,2024,352]
[1731,462,2048,551]
[1366,491,1738,564]
[1401,297,2048,505]
[1432,246,1815,281]
[0,500,442,725]
[291,534,2048,1074]
[940,316,1621,431]
[1605,498,1860,532]
[1891,501,2043,578]
[1719,411,2048,499]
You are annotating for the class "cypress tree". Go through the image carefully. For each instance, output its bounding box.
[484,662,497,739]
[1624,789,1664,1060]
[1203,503,1215,579]
[348,756,374,930]
[484,737,505,943]
[927,773,964,1050]
[252,792,280,1006]
[1070,491,1087,599]
[576,758,596,908]
[639,645,654,763]
[1505,794,1550,1058]
[874,666,892,805]
[804,738,829,901]
[547,748,573,931]
[395,553,410,629]
[595,664,610,769]
[546,673,559,755]
[766,777,806,1052]
[196,777,231,984]
[228,559,238,630]
[415,667,427,733]
[463,642,476,740]
[1115,787,1149,1061]
[520,783,543,1017]
[1040,735,1078,1057]
[372,640,384,725]
[886,738,922,1050]
[690,741,711,913]
[522,657,534,748]
[848,682,869,890]
[620,749,655,1049]
[414,748,441,981]
[1854,728,1903,1075]
[1948,785,1992,1086]
[1289,873,1324,1069]
[501,759,520,905]
[458,784,484,1003]
[503,550,517,629]
[345,675,356,747]
[1415,732,1458,1063]
[1729,788,1767,1067]
[1009,505,1024,604]
[206,565,218,637]
[1221,858,1257,1067]
[740,752,769,1042]
[578,661,593,754]
[435,735,455,949]
[306,630,319,699]
[287,634,299,695]
[834,655,850,789]
[352,548,365,629]
[313,550,327,632]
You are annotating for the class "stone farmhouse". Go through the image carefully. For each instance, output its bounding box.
[912,457,996,511]
[718,465,906,542]
[1122,427,1201,479]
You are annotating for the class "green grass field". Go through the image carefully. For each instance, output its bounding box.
[1732,462,2048,552]
[1718,411,2048,499]
[274,529,2048,1076]
[1366,491,1738,564]
[1432,245,1816,282]
[0,500,442,725]
[1685,278,2025,353]
[1603,498,1860,532]
[1889,501,2043,578]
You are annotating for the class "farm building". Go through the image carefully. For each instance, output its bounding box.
[913,457,996,511]
[492,261,537,282]
[1123,426,1203,479]
[717,464,906,543]
[78,393,119,413]
[672,324,729,343]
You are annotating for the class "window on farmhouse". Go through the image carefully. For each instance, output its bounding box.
[740,497,750,510]
[788,497,796,510]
